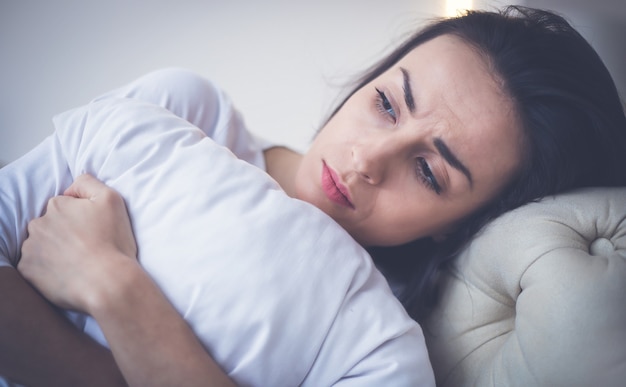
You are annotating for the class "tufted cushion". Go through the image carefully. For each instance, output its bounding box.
[423,187,626,387]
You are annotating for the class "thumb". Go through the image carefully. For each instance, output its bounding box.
[64,173,107,199]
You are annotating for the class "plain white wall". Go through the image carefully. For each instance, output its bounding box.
[0,0,443,165]
[1,0,623,166]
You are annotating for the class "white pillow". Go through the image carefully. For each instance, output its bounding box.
[52,97,435,386]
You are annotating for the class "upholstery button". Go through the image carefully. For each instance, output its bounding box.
[589,237,615,256]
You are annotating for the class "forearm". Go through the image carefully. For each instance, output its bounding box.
[0,267,126,387]
[86,256,235,387]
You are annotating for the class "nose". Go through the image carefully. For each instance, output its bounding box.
[351,136,400,185]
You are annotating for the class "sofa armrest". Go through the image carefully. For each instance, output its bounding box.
[424,187,626,387]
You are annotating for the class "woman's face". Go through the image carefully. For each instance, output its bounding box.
[295,35,523,246]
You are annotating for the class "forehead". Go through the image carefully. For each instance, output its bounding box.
[394,35,522,189]
[396,35,507,123]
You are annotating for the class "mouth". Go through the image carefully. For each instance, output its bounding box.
[321,161,355,209]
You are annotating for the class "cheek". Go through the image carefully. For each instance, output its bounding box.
[318,97,371,142]
[470,157,521,209]
[294,155,319,202]
[357,200,430,246]
[309,120,342,155]
[372,196,477,246]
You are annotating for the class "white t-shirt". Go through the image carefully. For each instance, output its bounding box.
[0,69,435,386]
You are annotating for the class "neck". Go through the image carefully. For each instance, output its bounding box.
[263,146,302,198]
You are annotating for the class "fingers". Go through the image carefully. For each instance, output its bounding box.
[64,175,125,210]
[23,196,75,254]
[63,173,106,199]
[46,194,78,212]
[20,218,44,265]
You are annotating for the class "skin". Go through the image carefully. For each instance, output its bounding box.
[283,35,524,246]
[19,175,235,387]
[0,268,127,387]
[16,34,524,385]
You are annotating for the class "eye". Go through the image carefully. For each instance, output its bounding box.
[416,157,442,195]
[375,88,396,122]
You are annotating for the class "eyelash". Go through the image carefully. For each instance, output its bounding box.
[375,88,396,122]
[374,88,441,194]
[417,157,442,195]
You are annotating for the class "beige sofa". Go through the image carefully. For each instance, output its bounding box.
[423,187,626,387]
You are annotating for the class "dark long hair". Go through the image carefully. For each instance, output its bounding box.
[327,6,626,321]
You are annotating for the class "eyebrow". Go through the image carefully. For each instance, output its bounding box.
[401,67,473,189]
[400,67,416,114]
[434,138,474,189]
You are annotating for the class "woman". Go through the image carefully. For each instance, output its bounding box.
[5,5,626,386]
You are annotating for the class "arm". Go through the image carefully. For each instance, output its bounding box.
[0,268,126,387]
[19,174,235,387]
[0,70,247,385]
[0,137,126,386]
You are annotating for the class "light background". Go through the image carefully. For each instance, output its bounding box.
[1,0,624,166]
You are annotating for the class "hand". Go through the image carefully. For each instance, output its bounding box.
[18,174,138,313]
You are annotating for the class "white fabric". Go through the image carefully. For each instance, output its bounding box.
[0,69,435,386]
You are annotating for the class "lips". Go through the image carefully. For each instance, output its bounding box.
[321,161,354,209]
